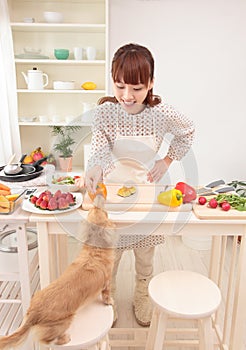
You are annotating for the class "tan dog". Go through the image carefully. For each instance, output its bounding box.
[0,195,116,349]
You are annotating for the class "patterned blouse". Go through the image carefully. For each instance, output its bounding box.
[87,101,195,178]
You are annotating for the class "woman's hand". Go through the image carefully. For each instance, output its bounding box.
[85,165,103,193]
[147,156,173,183]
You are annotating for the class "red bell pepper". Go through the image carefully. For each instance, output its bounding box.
[175,182,197,203]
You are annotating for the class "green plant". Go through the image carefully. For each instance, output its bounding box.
[51,126,81,158]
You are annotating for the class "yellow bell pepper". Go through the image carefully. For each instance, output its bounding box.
[157,189,183,207]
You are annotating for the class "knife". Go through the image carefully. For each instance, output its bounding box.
[198,186,235,196]
[196,179,225,194]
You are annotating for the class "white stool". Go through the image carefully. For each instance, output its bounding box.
[45,298,113,350]
[145,270,221,350]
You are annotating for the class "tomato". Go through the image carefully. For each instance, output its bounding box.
[221,202,231,211]
[198,196,207,205]
[208,198,218,208]
[88,183,107,201]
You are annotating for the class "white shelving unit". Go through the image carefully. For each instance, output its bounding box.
[7,0,109,168]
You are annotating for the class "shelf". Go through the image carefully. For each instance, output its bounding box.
[15,59,105,65]
[19,121,92,126]
[11,23,106,33]
[17,89,105,94]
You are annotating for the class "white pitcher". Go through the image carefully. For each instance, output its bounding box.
[21,67,49,90]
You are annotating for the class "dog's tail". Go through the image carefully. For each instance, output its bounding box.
[0,320,31,349]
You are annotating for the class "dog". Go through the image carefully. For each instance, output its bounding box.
[0,195,116,349]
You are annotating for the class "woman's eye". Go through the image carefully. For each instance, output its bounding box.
[133,87,142,91]
[116,85,124,89]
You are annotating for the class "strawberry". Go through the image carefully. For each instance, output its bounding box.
[48,197,58,211]
[66,193,75,205]
[30,195,38,204]
[54,190,62,199]
[40,200,48,210]
[35,197,43,207]
[58,197,69,210]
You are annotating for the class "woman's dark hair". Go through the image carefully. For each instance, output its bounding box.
[98,43,161,106]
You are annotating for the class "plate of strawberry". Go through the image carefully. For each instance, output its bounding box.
[22,189,82,214]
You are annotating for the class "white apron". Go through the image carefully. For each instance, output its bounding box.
[105,124,157,184]
[105,108,165,249]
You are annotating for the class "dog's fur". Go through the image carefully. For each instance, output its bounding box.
[0,195,116,349]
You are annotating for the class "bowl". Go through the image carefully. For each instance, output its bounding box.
[24,47,41,55]
[53,80,75,90]
[43,11,63,23]
[48,174,81,192]
[54,49,69,60]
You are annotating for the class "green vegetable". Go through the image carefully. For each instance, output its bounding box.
[228,180,246,197]
[215,194,246,211]
[52,176,75,185]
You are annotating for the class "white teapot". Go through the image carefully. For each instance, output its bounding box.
[21,67,49,90]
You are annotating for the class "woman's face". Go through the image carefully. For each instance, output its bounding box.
[112,79,153,114]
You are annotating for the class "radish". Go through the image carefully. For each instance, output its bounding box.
[208,198,218,208]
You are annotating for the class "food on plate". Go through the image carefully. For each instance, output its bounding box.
[157,189,183,207]
[198,196,207,205]
[0,195,13,213]
[175,182,197,203]
[88,183,107,201]
[81,81,97,90]
[51,175,80,185]
[117,186,136,198]
[29,190,76,211]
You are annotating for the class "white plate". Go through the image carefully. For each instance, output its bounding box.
[22,192,82,214]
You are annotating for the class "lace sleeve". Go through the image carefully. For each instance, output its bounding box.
[86,104,115,177]
[157,104,195,160]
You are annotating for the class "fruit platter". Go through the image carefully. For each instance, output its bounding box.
[22,189,82,214]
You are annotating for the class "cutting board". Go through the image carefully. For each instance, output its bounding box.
[193,203,246,220]
[82,184,192,212]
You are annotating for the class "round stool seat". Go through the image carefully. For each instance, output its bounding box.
[149,270,221,319]
[46,298,113,350]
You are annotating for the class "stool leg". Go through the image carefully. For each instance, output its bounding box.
[145,307,168,350]
[198,317,214,350]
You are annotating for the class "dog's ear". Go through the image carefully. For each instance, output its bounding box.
[93,194,105,209]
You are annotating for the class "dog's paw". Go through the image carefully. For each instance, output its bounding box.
[55,333,71,345]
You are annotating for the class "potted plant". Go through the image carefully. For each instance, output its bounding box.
[51,125,81,171]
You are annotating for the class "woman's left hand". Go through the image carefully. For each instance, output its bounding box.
[147,157,173,183]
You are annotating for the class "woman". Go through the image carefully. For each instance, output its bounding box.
[82,43,195,326]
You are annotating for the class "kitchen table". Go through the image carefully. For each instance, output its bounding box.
[29,207,246,350]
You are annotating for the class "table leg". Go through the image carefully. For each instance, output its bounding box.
[56,234,68,276]
[16,224,31,314]
[230,232,246,349]
[36,222,51,288]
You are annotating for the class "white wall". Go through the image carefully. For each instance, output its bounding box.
[108,0,246,184]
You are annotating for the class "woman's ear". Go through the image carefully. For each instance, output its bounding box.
[149,78,154,90]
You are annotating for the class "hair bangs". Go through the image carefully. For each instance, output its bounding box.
[112,50,151,87]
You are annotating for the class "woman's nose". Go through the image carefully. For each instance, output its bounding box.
[123,87,133,100]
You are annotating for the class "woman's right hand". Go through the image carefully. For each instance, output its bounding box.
[85,165,103,193]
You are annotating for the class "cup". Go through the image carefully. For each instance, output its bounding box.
[86,46,96,60]
[73,47,83,60]
[82,102,96,113]
[51,115,61,123]
[39,115,49,123]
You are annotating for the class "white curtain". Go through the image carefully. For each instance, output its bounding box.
[0,0,21,166]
